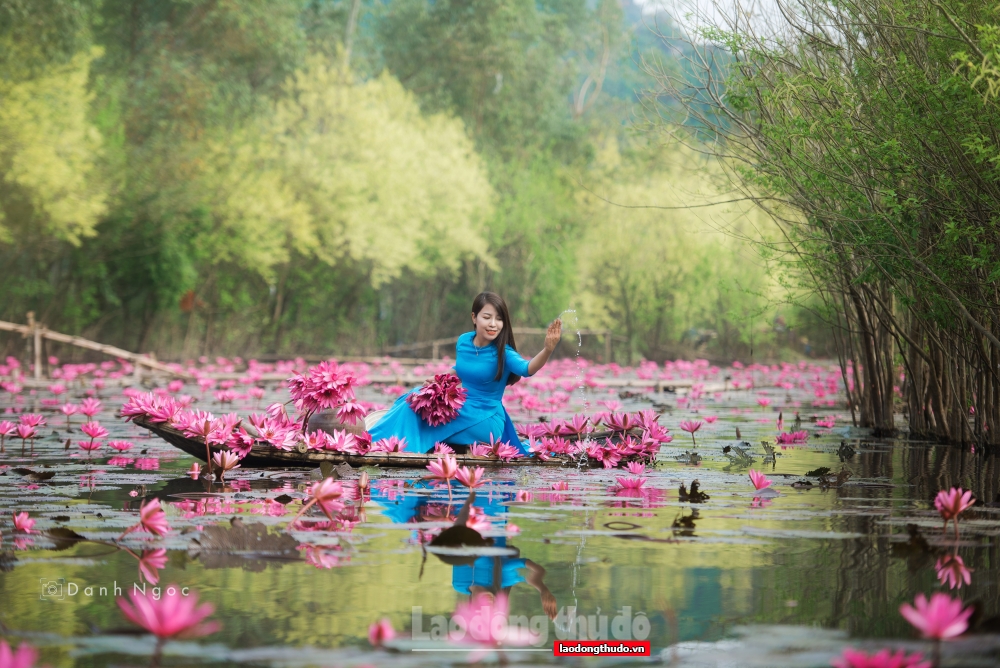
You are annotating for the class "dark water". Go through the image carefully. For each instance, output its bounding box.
[2,360,1000,666]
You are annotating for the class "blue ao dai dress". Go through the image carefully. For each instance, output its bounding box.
[368,331,531,454]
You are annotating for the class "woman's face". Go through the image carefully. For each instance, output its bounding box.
[472,303,503,342]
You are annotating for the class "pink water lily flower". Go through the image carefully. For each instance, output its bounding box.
[559,414,590,436]
[616,476,647,489]
[336,401,367,425]
[16,424,36,451]
[138,548,169,585]
[458,505,490,534]
[899,592,972,640]
[551,481,569,491]
[605,412,638,433]
[425,454,459,482]
[469,443,492,457]
[678,420,703,447]
[368,618,396,647]
[286,360,357,416]
[935,554,973,590]
[372,435,407,453]
[120,498,171,539]
[81,421,108,440]
[626,462,646,475]
[310,478,346,517]
[77,440,102,455]
[108,440,134,451]
[749,469,772,490]
[290,478,345,526]
[528,437,552,461]
[495,443,522,461]
[327,429,358,453]
[13,511,35,533]
[0,420,14,452]
[80,397,102,420]
[211,450,241,482]
[0,640,39,668]
[19,414,45,428]
[598,399,623,412]
[830,647,930,668]
[934,487,975,539]
[117,585,220,639]
[60,402,79,424]
[456,466,487,488]
[450,592,539,658]
[776,430,809,445]
[407,374,467,426]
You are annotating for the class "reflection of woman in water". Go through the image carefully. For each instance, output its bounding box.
[372,480,557,618]
[454,539,558,619]
[368,292,562,454]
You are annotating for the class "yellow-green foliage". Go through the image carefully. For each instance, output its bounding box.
[270,59,495,285]
[0,48,107,244]
[158,57,495,285]
[576,140,780,357]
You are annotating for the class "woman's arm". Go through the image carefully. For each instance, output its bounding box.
[527,319,562,376]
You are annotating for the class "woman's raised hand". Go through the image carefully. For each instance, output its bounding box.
[544,319,562,352]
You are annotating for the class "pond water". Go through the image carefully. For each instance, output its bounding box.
[2,358,1000,667]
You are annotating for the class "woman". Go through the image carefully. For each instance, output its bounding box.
[368,292,562,454]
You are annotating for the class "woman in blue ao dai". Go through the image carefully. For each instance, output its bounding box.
[368,292,562,454]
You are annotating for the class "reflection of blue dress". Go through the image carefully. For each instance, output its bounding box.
[369,332,531,454]
[369,481,526,594]
[452,537,527,594]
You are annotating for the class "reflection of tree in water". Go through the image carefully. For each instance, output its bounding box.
[779,441,1000,637]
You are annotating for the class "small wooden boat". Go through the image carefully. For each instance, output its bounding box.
[134,416,576,469]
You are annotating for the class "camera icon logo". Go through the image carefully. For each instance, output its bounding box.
[40,578,66,600]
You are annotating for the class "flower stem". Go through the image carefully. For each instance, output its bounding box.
[204,441,213,478]
[288,498,318,530]
[149,638,164,668]
[116,524,138,542]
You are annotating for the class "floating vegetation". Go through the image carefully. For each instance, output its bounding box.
[838,441,856,461]
[678,480,710,503]
[723,443,755,467]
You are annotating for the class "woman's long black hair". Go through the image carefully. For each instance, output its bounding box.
[471,291,520,385]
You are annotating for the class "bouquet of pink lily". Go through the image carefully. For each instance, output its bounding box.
[119,360,372,468]
[406,373,467,427]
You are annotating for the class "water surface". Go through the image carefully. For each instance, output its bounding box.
[1,360,999,666]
